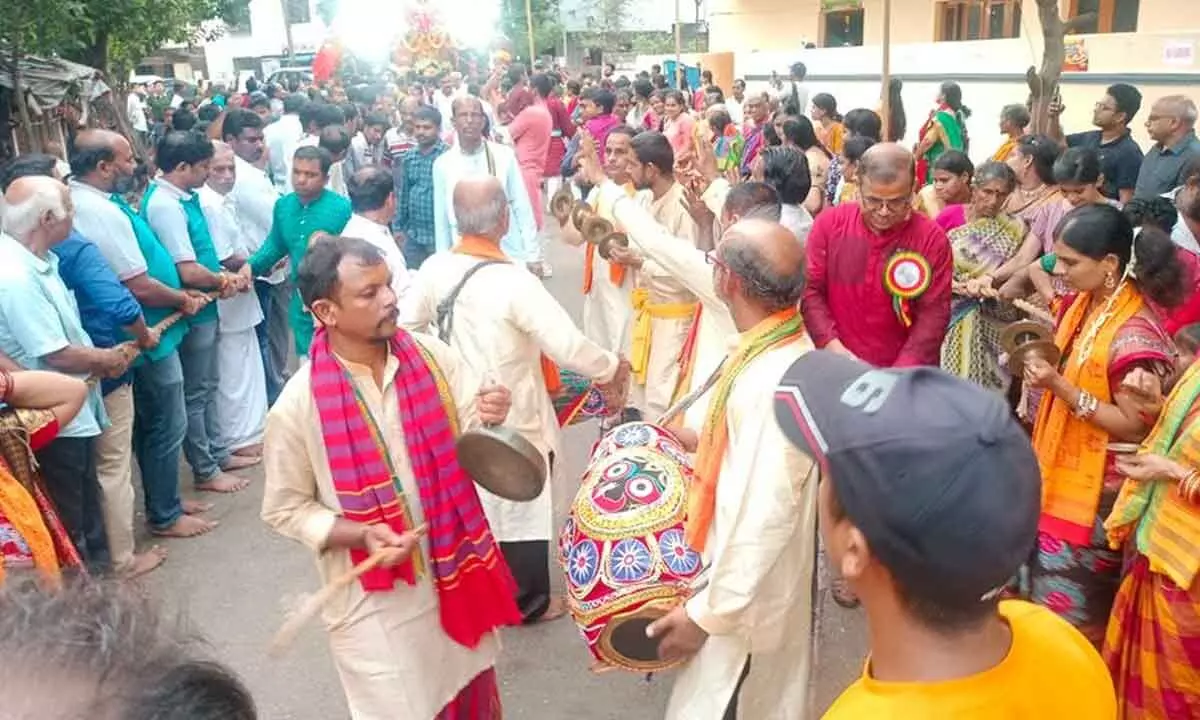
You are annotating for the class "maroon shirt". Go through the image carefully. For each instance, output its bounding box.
[801,203,952,367]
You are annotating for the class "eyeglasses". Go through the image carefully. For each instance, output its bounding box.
[859,194,913,213]
[705,249,728,271]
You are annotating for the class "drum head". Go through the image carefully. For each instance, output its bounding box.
[456,427,547,502]
[598,601,678,673]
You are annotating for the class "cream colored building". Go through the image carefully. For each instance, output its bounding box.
[651,0,1200,158]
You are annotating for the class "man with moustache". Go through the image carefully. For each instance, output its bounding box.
[261,235,519,719]
[393,104,447,270]
[68,129,215,538]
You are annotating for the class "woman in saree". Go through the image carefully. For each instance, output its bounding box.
[1022,204,1184,647]
[825,108,882,205]
[780,115,831,216]
[914,80,970,186]
[940,161,1024,392]
[917,149,974,221]
[810,92,845,155]
[707,106,744,176]
[0,368,90,586]
[1103,341,1200,719]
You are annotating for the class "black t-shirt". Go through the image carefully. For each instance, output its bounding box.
[1066,130,1144,200]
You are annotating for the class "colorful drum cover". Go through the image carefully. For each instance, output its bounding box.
[553,368,611,427]
[559,421,702,673]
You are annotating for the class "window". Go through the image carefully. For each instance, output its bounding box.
[284,0,311,25]
[1067,0,1139,33]
[936,0,1021,41]
[821,9,865,48]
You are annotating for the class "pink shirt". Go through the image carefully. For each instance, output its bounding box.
[663,113,695,159]
[510,102,553,175]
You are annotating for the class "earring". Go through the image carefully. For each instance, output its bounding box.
[1104,273,1116,289]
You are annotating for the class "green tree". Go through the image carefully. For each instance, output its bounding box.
[315,0,339,27]
[500,0,563,61]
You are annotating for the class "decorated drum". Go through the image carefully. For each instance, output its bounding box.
[552,368,611,427]
[559,421,702,673]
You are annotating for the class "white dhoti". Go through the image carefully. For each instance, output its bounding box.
[216,326,267,451]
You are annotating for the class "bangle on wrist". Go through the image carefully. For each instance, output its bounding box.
[1073,389,1099,419]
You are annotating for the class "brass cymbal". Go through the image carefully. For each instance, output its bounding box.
[571,201,592,232]
[1006,338,1061,377]
[1000,320,1054,355]
[581,215,614,245]
[550,186,575,225]
[597,232,629,261]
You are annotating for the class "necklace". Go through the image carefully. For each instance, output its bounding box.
[1072,280,1125,367]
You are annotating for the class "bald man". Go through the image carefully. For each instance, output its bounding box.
[802,143,952,367]
[68,129,217,539]
[1136,94,1200,199]
[644,218,817,720]
[431,96,537,263]
[402,176,626,624]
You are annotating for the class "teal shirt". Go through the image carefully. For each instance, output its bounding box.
[141,182,220,325]
[109,195,189,361]
[249,189,352,355]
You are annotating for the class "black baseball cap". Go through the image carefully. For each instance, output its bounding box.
[773,350,1041,607]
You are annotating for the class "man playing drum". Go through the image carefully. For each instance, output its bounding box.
[646,220,819,719]
[403,176,629,624]
[260,236,519,719]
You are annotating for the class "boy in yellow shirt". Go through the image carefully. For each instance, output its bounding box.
[774,352,1117,719]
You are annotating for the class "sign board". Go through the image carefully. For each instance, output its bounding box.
[1063,36,1089,73]
[1163,40,1195,66]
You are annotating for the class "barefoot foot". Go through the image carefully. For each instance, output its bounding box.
[528,596,568,625]
[232,443,263,458]
[120,546,167,578]
[183,498,214,514]
[221,454,261,470]
[196,472,252,494]
[151,514,218,538]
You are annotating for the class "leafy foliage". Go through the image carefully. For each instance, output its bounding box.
[499,0,564,60]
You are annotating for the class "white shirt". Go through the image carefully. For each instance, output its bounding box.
[434,91,456,132]
[726,97,745,126]
[780,203,814,244]
[68,180,148,281]
[263,113,304,192]
[127,93,148,132]
[343,213,411,306]
[431,141,538,262]
[230,156,285,283]
[170,93,184,109]
[1164,187,1200,254]
[142,178,196,263]
[198,184,263,333]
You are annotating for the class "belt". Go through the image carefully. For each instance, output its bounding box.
[630,287,697,385]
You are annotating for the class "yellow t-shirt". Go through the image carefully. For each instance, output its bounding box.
[823,600,1116,719]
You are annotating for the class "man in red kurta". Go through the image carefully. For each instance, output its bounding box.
[802,144,952,367]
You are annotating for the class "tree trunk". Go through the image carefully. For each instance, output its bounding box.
[8,35,43,154]
[1027,0,1094,135]
[85,29,111,78]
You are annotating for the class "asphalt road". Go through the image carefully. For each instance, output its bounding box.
[141,231,868,719]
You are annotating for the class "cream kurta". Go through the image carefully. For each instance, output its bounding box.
[401,252,619,543]
[261,336,498,720]
[629,180,701,419]
[605,179,735,430]
[559,185,638,355]
[667,335,818,720]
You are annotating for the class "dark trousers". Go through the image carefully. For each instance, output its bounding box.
[35,436,110,571]
[723,657,752,720]
[500,540,552,623]
[402,241,435,271]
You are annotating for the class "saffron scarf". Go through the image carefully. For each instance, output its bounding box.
[453,236,563,394]
[308,328,519,648]
[685,309,806,551]
[1032,284,1143,546]
[582,184,634,296]
[1106,359,1200,589]
[0,458,60,587]
[992,137,1018,162]
[668,305,705,421]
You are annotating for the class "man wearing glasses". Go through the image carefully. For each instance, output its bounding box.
[801,143,952,368]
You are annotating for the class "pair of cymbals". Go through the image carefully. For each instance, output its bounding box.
[999,320,1061,377]
[550,186,576,225]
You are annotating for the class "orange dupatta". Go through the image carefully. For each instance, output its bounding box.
[453,235,562,394]
[685,309,806,551]
[992,137,1018,162]
[0,458,61,587]
[581,184,635,295]
[1032,284,1144,546]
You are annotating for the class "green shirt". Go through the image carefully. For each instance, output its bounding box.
[249,189,351,355]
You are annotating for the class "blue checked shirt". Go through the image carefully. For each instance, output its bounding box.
[394,140,447,249]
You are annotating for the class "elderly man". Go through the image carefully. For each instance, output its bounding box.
[403,177,626,624]
[262,235,520,719]
[198,142,268,465]
[1136,95,1200,199]
[802,143,952,367]
[248,145,352,358]
[0,154,165,577]
[0,176,126,569]
[222,108,289,404]
[605,131,700,419]
[142,130,255,493]
[644,219,817,720]
[68,130,215,539]
[432,96,537,264]
[344,166,410,304]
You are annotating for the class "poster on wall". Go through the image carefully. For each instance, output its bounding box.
[1163,40,1196,66]
[1063,36,1089,73]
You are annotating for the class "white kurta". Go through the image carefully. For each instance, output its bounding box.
[558,185,639,355]
[624,180,700,419]
[668,334,818,720]
[199,184,267,451]
[401,251,619,542]
[342,213,412,307]
[261,336,498,720]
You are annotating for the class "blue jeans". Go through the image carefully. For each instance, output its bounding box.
[178,319,226,482]
[256,279,291,405]
[131,350,187,530]
[402,241,434,271]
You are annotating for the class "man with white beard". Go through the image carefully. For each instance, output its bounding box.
[198,141,267,460]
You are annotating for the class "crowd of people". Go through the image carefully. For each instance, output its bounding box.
[1,55,1200,719]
